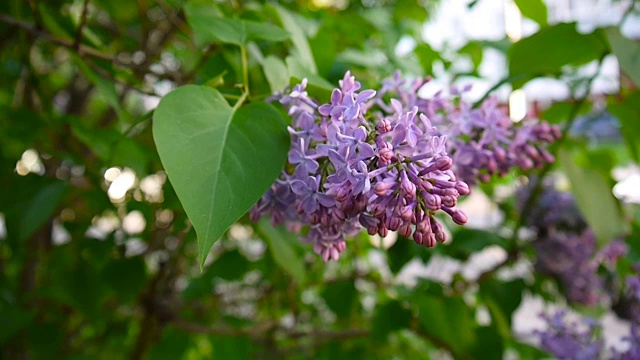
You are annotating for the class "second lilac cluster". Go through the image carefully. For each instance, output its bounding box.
[251,72,470,261]
[537,310,640,360]
[374,72,561,185]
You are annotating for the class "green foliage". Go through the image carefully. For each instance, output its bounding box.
[508,23,608,87]
[606,27,640,87]
[559,148,629,243]
[255,219,307,285]
[608,91,640,163]
[514,0,548,26]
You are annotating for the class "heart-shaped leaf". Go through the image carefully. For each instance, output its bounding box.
[153,86,289,268]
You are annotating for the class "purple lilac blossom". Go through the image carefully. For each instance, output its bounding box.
[611,325,640,360]
[251,73,471,261]
[534,229,604,306]
[537,310,603,360]
[372,72,561,185]
[516,181,624,306]
[538,310,640,360]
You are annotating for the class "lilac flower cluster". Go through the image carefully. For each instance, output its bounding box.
[251,72,470,261]
[517,181,607,305]
[518,177,587,234]
[374,72,561,185]
[537,309,640,360]
[611,323,640,360]
[537,310,603,360]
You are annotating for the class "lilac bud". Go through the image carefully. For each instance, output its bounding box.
[399,222,412,238]
[425,233,437,247]
[379,147,394,163]
[413,231,424,245]
[455,181,470,195]
[377,119,392,133]
[400,172,417,198]
[435,156,453,171]
[374,181,394,196]
[442,195,457,208]
[451,209,467,225]
[386,216,402,231]
[493,147,507,163]
[424,193,441,211]
[378,223,389,237]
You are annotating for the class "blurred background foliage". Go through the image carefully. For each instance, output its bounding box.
[0,0,639,359]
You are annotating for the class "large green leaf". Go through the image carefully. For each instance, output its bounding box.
[185,3,289,46]
[153,86,289,267]
[559,148,628,243]
[255,218,306,285]
[508,23,608,87]
[606,27,640,87]
[514,0,548,26]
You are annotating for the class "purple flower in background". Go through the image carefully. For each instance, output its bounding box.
[537,310,603,360]
[611,325,640,360]
[251,71,557,261]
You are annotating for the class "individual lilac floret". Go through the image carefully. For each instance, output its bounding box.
[537,310,603,360]
[251,71,471,261]
[373,72,560,185]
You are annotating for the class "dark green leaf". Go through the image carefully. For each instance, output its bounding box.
[372,300,413,342]
[416,295,476,355]
[446,228,506,260]
[209,249,250,281]
[211,335,252,359]
[20,181,66,241]
[153,86,289,267]
[102,257,147,301]
[269,4,317,74]
[559,148,628,243]
[469,326,504,360]
[111,137,149,176]
[479,279,526,337]
[0,306,33,343]
[287,56,333,101]
[514,0,548,26]
[387,237,415,274]
[609,92,640,162]
[255,218,306,284]
[415,43,441,75]
[147,327,190,360]
[459,42,484,70]
[509,23,607,87]
[540,101,591,124]
[606,27,640,87]
[322,280,357,317]
[262,55,290,93]
[185,3,289,46]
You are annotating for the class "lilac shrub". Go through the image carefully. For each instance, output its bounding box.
[252,72,558,261]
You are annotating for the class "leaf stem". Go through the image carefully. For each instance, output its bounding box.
[240,44,250,95]
[232,90,249,112]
